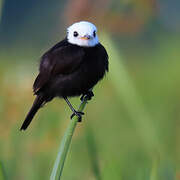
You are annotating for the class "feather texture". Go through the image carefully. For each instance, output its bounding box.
[21,39,108,130]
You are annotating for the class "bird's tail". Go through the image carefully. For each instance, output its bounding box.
[20,95,45,131]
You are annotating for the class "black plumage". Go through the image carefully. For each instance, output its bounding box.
[20,38,108,130]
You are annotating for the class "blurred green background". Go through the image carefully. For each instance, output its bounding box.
[0,0,180,179]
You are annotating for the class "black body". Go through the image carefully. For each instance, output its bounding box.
[20,39,108,130]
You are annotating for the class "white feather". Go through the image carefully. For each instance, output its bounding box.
[67,21,99,47]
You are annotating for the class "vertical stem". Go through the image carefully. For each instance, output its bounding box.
[0,161,7,180]
[50,99,88,180]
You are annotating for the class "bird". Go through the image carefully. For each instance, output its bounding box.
[20,21,109,131]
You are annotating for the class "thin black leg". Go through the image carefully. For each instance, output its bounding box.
[64,97,76,113]
[63,97,84,122]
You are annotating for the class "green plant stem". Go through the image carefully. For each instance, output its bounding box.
[100,33,159,152]
[0,161,6,180]
[50,98,88,180]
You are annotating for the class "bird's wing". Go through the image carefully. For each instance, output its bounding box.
[99,43,109,72]
[33,41,85,94]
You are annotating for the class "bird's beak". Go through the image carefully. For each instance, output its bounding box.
[80,35,91,40]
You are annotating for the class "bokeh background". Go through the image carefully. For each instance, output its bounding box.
[0,0,180,179]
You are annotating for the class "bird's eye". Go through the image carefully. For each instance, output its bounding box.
[93,31,96,37]
[73,31,78,37]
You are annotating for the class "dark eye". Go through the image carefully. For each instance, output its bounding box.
[93,31,96,37]
[73,31,78,37]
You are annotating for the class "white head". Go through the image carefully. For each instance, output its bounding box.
[67,21,99,47]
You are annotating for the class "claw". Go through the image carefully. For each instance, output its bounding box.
[71,111,84,122]
[80,91,94,101]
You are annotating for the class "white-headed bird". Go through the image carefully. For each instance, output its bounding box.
[20,21,109,130]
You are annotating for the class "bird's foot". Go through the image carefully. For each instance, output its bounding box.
[80,91,94,101]
[70,111,84,122]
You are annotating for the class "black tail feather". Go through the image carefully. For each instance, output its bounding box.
[20,95,45,131]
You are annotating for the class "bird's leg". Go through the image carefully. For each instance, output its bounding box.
[80,90,94,101]
[63,97,84,122]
